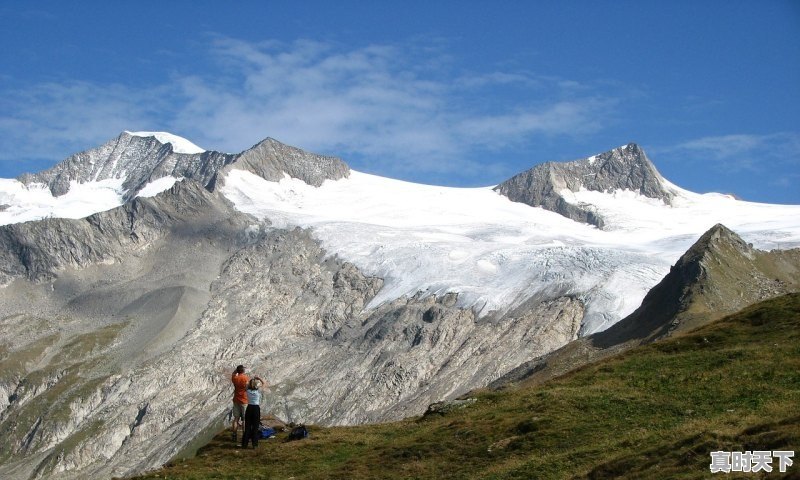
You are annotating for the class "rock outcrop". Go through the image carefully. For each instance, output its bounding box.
[0,180,241,284]
[221,137,350,188]
[494,143,674,227]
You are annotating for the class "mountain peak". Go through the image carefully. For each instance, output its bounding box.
[678,223,752,267]
[123,131,206,154]
[591,222,795,347]
[14,132,350,204]
[494,143,673,228]
[18,132,230,199]
[618,142,641,152]
[224,137,350,188]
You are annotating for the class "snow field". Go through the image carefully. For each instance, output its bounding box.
[218,169,800,334]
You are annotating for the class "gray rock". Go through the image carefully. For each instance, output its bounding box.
[17,132,349,199]
[220,137,350,188]
[0,180,239,284]
[423,398,477,417]
[494,143,673,228]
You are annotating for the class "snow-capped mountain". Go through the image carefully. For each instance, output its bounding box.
[1,133,799,479]
[4,134,799,333]
[495,143,674,227]
[219,150,800,334]
[3,131,347,224]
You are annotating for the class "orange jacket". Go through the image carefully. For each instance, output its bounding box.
[231,373,249,404]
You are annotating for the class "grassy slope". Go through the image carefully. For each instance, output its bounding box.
[133,294,800,480]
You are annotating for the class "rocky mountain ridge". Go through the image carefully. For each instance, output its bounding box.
[494,143,674,227]
[0,180,233,284]
[17,132,349,201]
[598,223,800,344]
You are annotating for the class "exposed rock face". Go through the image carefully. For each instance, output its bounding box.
[0,181,235,284]
[18,132,230,199]
[0,180,584,479]
[494,143,673,227]
[490,223,800,389]
[17,132,349,199]
[222,137,351,188]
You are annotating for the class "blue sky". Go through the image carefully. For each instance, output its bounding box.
[1,1,798,203]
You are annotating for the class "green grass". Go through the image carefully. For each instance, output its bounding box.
[0,332,59,377]
[133,294,800,480]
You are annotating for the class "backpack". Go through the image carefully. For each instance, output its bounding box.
[259,426,276,439]
[286,424,309,441]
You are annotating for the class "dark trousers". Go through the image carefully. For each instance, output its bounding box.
[242,404,261,448]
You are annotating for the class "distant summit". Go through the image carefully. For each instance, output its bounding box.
[17,132,350,201]
[494,143,674,227]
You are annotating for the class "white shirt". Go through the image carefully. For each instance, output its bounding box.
[246,389,261,405]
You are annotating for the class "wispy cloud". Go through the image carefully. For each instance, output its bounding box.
[663,132,800,172]
[172,37,617,177]
[0,36,618,179]
[0,81,169,164]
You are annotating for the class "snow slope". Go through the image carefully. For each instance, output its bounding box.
[0,177,182,225]
[125,131,205,154]
[219,169,800,334]
[0,178,127,224]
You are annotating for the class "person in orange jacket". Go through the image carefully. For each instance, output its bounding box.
[232,364,264,441]
[231,365,249,441]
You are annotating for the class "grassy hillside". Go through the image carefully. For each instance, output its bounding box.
[133,294,800,479]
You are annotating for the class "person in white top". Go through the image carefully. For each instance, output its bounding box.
[242,377,267,448]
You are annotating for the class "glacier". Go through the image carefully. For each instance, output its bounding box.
[220,168,800,334]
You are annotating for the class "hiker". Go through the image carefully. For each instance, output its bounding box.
[242,377,266,449]
[230,365,251,441]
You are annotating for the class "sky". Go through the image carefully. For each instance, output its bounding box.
[0,1,798,204]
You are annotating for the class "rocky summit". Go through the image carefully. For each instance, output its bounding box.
[17,131,349,201]
[0,133,799,479]
[494,143,674,228]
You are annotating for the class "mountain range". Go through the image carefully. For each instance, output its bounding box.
[0,132,798,479]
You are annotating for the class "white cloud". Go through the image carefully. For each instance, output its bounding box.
[0,81,169,164]
[665,132,800,172]
[456,99,611,149]
[171,38,616,177]
[1,37,617,179]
